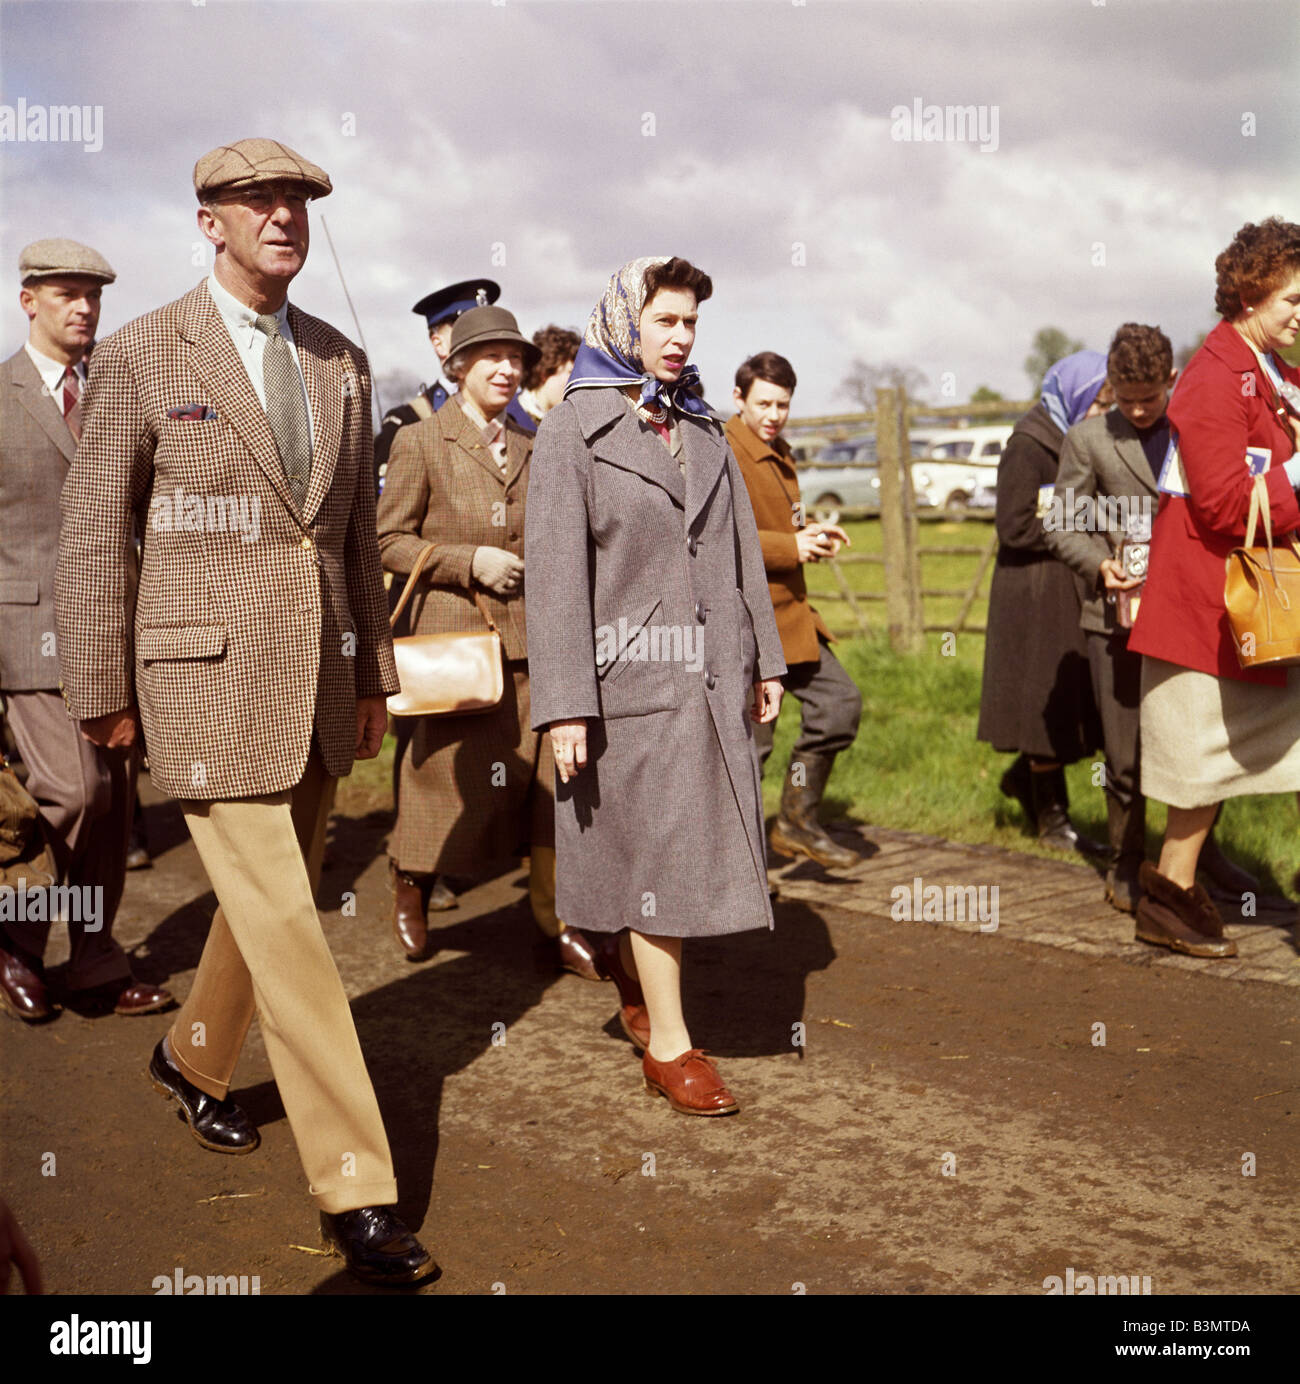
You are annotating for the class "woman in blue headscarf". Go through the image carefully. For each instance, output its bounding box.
[525,256,788,1118]
[978,351,1113,850]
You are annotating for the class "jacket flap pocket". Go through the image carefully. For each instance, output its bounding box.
[138,624,228,662]
[594,598,662,680]
[0,580,40,605]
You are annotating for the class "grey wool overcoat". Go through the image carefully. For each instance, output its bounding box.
[524,388,787,937]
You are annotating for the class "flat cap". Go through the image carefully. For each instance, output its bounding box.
[193,138,332,201]
[19,238,116,284]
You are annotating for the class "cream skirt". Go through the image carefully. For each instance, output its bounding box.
[1141,656,1300,808]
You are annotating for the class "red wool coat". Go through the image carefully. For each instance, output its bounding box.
[1128,320,1300,685]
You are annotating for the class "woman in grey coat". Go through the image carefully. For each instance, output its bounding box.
[525,257,786,1115]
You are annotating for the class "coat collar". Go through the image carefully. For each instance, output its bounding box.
[177,279,341,525]
[725,413,792,468]
[5,346,76,463]
[1102,409,1161,493]
[571,387,726,525]
[438,392,531,488]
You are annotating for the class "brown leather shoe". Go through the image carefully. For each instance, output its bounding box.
[0,947,53,1022]
[556,926,603,981]
[1135,862,1238,959]
[66,977,176,1016]
[619,1003,651,1050]
[643,1048,739,1116]
[391,863,432,960]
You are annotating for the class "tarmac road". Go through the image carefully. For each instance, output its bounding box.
[2,782,1296,1297]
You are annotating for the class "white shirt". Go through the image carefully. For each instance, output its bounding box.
[24,340,83,403]
[206,271,314,448]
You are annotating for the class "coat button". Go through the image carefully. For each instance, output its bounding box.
[705,670,716,690]
[695,600,706,624]
[300,536,313,549]
[687,534,697,555]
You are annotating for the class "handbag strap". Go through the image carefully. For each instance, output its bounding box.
[389,542,500,633]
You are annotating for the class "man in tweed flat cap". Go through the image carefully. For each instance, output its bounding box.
[1,239,174,1023]
[55,139,436,1286]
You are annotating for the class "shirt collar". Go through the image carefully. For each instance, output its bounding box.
[206,271,290,337]
[458,393,505,440]
[24,340,82,395]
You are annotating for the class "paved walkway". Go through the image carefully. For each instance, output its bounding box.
[772,821,1299,988]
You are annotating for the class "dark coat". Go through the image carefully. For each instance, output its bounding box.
[524,388,786,937]
[977,402,1102,760]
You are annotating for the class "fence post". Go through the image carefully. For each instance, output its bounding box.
[897,386,924,647]
[876,387,920,654]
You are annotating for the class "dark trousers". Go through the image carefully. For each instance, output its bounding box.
[1085,629,1142,811]
[753,637,863,776]
[2,689,135,987]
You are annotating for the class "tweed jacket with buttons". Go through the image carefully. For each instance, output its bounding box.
[55,279,399,800]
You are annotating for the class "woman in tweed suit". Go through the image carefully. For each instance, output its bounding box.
[378,306,586,969]
[525,257,787,1116]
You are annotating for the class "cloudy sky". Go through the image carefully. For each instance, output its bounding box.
[2,0,1297,419]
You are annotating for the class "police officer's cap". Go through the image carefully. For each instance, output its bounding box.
[412,279,500,331]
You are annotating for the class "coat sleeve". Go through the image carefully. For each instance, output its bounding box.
[342,357,399,698]
[1171,361,1300,539]
[375,421,477,586]
[1043,427,1110,585]
[524,402,601,729]
[727,447,787,682]
[55,333,152,721]
[994,431,1051,551]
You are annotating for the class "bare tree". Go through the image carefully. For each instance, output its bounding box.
[839,360,929,409]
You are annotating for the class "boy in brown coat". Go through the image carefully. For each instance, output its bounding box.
[725,352,862,868]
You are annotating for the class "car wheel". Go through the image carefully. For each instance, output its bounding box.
[811,493,842,525]
[944,491,970,520]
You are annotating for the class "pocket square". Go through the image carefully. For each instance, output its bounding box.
[166,403,217,421]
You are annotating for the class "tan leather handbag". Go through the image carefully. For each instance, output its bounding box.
[1224,473,1300,669]
[387,544,505,716]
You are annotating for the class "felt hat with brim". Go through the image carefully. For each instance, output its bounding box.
[19,239,116,284]
[193,139,332,201]
[448,306,540,369]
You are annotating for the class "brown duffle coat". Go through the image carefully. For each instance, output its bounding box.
[376,394,553,875]
[524,389,786,937]
[724,414,833,666]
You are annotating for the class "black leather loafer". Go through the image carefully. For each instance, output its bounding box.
[320,1207,439,1286]
[147,1038,260,1154]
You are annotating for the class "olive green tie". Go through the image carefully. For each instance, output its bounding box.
[255,314,311,510]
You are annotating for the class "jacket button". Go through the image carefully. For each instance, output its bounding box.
[695,600,706,624]
[687,534,697,555]
[300,536,313,549]
[705,670,716,690]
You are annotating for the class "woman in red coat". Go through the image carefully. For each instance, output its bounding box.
[1129,217,1300,957]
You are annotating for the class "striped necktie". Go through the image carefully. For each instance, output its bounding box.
[254,314,312,510]
[483,416,508,473]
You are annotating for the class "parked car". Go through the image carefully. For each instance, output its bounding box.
[911,426,1011,513]
[797,434,935,521]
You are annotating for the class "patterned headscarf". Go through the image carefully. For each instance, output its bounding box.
[564,256,712,417]
[1041,350,1109,434]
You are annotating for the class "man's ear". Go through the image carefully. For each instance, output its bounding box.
[196,204,224,251]
[18,286,37,322]
[1167,369,1179,387]
[732,385,745,410]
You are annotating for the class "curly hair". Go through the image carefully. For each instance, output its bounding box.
[524,324,579,392]
[1107,323,1173,386]
[1214,217,1300,319]
[642,256,713,307]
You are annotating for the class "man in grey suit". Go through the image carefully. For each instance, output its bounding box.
[0,238,173,1021]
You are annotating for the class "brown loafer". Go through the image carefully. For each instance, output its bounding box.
[1135,863,1238,959]
[643,1048,738,1116]
[391,863,432,961]
[0,947,53,1022]
[67,977,176,1016]
[556,926,603,981]
[596,931,651,1046]
[620,1003,651,1050]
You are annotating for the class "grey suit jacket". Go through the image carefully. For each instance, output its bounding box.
[0,348,78,691]
[1044,410,1161,636]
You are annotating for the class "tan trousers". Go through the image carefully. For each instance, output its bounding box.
[168,746,396,1214]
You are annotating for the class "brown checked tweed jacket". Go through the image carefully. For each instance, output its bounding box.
[55,280,399,800]
[375,393,531,659]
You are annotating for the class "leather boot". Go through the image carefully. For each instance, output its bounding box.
[769,751,861,869]
[1104,793,1146,914]
[1134,862,1237,958]
[1031,766,1107,857]
[390,862,432,961]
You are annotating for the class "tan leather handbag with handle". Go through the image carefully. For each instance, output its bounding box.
[387,543,505,716]
[1224,472,1300,669]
